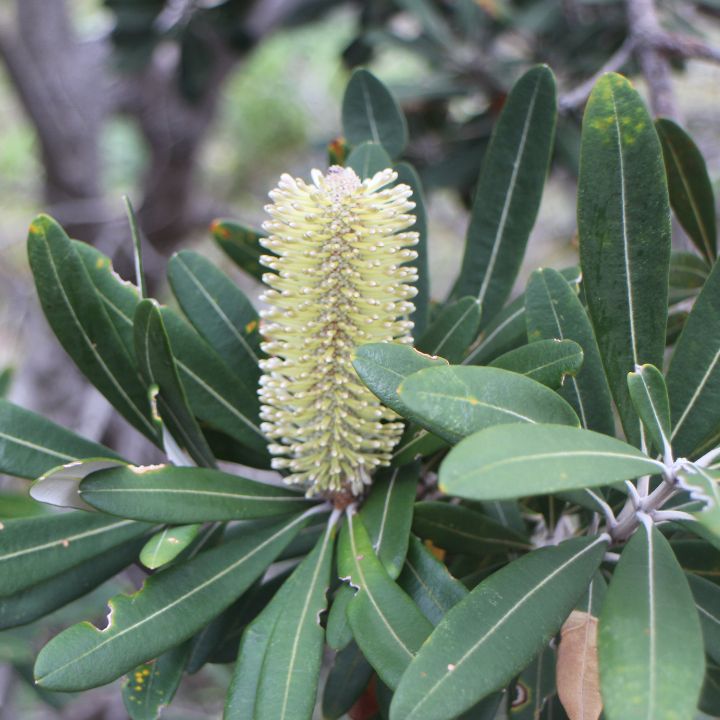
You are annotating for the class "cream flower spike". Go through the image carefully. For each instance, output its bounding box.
[258,165,419,499]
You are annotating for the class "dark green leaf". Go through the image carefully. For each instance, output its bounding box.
[161,309,267,456]
[464,267,582,366]
[224,560,297,719]
[578,73,671,447]
[255,520,336,719]
[27,216,157,441]
[353,341,448,419]
[439,423,664,501]
[322,641,374,720]
[0,400,123,480]
[627,364,671,456]
[669,250,709,300]
[452,65,557,324]
[599,522,704,720]
[34,510,311,691]
[124,195,148,298]
[0,492,51,519]
[667,257,720,458]
[338,512,433,689]
[122,643,190,720]
[412,502,530,555]
[398,534,468,625]
[672,539,720,584]
[511,647,555,719]
[687,572,720,665]
[168,250,260,381]
[0,511,150,596]
[211,219,266,282]
[0,537,144,630]
[347,141,394,179]
[133,300,215,467]
[490,339,583,389]
[525,267,615,435]
[396,162,429,338]
[342,69,408,158]
[0,368,12,398]
[397,366,579,445]
[81,464,310,523]
[416,297,482,364]
[326,586,354,652]
[360,462,419,579]
[390,535,607,720]
[656,118,716,262]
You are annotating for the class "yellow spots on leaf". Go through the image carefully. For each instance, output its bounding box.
[29,222,40,235]
[95,257,108,269]
[211,220,230,239]
[467,396,479,406]
[245,319,258,334]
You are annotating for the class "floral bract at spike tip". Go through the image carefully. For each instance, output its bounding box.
[258,166,418,498]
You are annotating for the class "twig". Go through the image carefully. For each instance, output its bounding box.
[559,37,636,112]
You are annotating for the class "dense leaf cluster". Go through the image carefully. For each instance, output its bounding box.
[1,65,720,720]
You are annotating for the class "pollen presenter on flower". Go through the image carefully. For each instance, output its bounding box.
[258,165,418,498]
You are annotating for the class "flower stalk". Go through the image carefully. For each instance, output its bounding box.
[258,166,418,498]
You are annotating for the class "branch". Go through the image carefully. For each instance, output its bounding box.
[559,37,636,112]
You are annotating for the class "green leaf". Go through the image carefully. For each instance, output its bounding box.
[0,491,51,519]
[0,511,150,596]
[396,162,429,338]
[390,535,607,720]
[464,267,582,366]
[452,65,557,323]
[254,520,336,719]
[360,463,419,579]
[439,423,664,501]
[80,464,310,523]
[346,141,394,179]
[0,400,123,480]
[398,535,468,625]
[627,364,671,456]
[73,241,139,351]
[161,309,267,456]
[669,250,709,300]
[511,646,555,720]
[0,368,12,398]
[122,643,190,720]
[34,510,311,691]
[412,502,531,555]
[211,219,266,282]
[325,586,354,652]
[134,299,215,467]
[599,521,704,720]
[353,341,448,418]
[338,512,433,689]
[27,215,157,441]
[578,73,671,447]
[322,641,374,720]
[342,69,408,158]
[687,573,720,665]
[489,339,583,389]
[397,366,579,445]
[168,250,260,381]
[667,257,720,458]
[416,297,482,363]
[656,118,717,262]
[139,524,201,569]
[0,538,144,630]
[124,195,148,298]
[224,561,297,719]
[672,539,720,584]
[679,466,720,542]
[391,424,447,467]
[525,267,615,435]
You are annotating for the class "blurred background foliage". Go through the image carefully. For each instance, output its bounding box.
[0,0,719,717]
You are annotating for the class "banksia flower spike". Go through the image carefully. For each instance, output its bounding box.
[258,166,418,498]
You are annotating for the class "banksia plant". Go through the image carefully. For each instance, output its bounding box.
[258,166,418,498]
[5,67,720,720]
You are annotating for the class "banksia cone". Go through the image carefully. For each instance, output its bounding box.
[258,166,418,497]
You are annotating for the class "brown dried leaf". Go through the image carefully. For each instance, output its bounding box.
[556,610,602,720]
